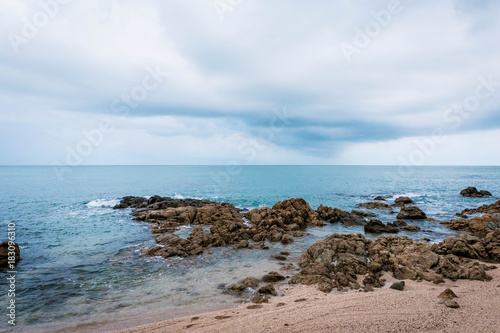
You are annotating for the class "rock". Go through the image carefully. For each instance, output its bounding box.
[364,219,399,234]
[460,187,492,198]
[393,196,414,207]
[390,281,405,291]
[240,277,260,289]
[393,220,407,227]
[262,272,286,283]
[442,299,460,308]
[247,304,263,309]
[461,200,500,215]
[251,295,269,304]
[317,205,366,226]
[351,210,376,218]
[373,196,386,201]
[258,284,277,296]
[401,225,420,232]
[357,202,391,210]
[441,215,500,236]
[281,234,295,245]
[270,253,288,261]
[397,206,427,220]
[0,241,20,267]
[438,288,457,300]
[291,231,497,293]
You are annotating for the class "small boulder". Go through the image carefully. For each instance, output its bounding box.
[281,234,295,245]
[438,288,457,300]
[262,272,286,283]
[373,196,386,201]
[390,281,405,291]
[270,253,288,261]
[258,284,277,296]
[442,299,460,308]
[394,196,414,206]
[397,206,427,220]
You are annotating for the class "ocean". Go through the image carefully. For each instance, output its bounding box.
[1,165,499,332]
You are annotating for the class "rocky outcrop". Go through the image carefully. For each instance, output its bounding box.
[125,196,328,259]
[245,198,323,243]
[431,229,500,263]
[461,200,500,216]
[0,241,20,267]
[357,202,391,210]
[317,205,366,226]
[460,187,492,198]
[114,195,214,210]
[397,206,427,220]
[364,219,398,233]
[290,231,498,293]
[441,215,500,236]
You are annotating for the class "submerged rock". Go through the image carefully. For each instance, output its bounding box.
[460,187,492,198]
[357,202,391,210]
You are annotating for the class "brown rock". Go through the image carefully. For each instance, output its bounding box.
[438,288,457,300]
[258,284,277,296]
[357,202,391,210]
[397,206,427,220]
[442,299,460,308]
[262,272,286,283]
[0,241,20,267]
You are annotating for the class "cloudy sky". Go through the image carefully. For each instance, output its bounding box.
[1,0,499,165]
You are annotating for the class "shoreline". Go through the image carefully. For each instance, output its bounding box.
[117,265,500,333]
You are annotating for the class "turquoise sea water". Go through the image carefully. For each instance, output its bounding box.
[1,166,499,332]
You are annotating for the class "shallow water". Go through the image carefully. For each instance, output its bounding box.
[0,166,499,331]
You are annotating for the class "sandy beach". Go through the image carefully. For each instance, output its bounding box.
[117,264,500,333]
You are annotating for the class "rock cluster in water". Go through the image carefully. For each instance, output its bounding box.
[460,187,492,198]
[115,196,325,258]
[443,200,500,236]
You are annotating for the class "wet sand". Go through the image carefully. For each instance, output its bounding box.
[117,264,500,333]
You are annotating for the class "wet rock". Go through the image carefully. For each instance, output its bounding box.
[247,304,263,309]
[251,295,269,304]
[0,241,20,267]
[317,205,366,226]
[281,234,295,245]
[373,196,386,201]
[364,219,399,234]
[401,225,421,232]
[258,284,277,296]
[357,202,391,210]
[438,288,457,300]
[393,220,407,227]
[226,277,260,293]
[460,187,492,198]
[397,206,427,220]
[351,210,376,218]
[262,272,286,283]
[390,281,405,291]
[393,196,414,207]
[270,253,288,261]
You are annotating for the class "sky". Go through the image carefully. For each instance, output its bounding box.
[1,0,500,166]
